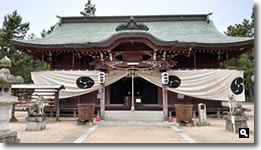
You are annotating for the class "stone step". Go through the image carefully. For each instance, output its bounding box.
[104,111,164,121]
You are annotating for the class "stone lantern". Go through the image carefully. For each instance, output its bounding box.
[0,56,23,143]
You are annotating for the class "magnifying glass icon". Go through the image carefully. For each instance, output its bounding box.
[240,129,248,137]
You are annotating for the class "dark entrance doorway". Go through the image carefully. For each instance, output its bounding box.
[110,77,158,106]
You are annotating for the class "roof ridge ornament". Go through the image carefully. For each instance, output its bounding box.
[115,16,149,31]
[206,12,213,24]
[207,12,213,16]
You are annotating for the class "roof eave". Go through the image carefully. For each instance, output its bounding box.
[11,38,254,50]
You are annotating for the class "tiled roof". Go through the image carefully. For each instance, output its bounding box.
[11,14,254,48]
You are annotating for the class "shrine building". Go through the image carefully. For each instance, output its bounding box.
[11,13,254,120]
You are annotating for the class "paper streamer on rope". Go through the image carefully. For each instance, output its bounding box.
[136,69,245,101]
[31,70,128,99]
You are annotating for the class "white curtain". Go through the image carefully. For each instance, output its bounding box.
[136,69,245,101]
[32,69,245,102]
[31,70,128,99]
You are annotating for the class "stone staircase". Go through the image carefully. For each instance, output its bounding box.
[104,111,164,121]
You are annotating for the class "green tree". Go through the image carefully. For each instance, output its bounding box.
[40,25,56,38]
[0,10,29,57]
[27,33,37,40]
[80,0,96,16]
[221,7,254,101]
[0,10,47,83]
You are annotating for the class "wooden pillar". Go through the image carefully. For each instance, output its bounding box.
[216,109,221,118]
[76,96,80,118]
[9,104,18,122]
[131,70,135,112]
[73,109,77,118]
[50,59,54,69]
[10,90,18,122]
[105,86,110,105]
[32,58,36,71]
[77,96,80,105]
[72,53,75,69]
[162,85,168,120]
[187,56,190,68]
[100,84,105,119]
[194,52,197,68]
[158,87,162,105]
[55,91,60,121]
[226,50,229,61]
[41,53,44,61]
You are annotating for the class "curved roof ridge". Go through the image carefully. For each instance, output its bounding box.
[60,14,210,23]
[60,13,213,18]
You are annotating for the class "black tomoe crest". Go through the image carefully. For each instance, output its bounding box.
[168,75,181,88]
[230,77,244,95]
[76,76,95,89]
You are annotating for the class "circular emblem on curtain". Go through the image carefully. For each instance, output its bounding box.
[76,76,95,89]
[168,75,181,88]
[230,77,244,95]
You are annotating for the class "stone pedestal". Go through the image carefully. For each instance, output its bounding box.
[0,130,20,143]
[0,101,20,143]
[225,115,248,133]
[26,117,46,131]
[178,121,194,127]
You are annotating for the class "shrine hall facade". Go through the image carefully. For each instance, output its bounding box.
[11,14,254,120]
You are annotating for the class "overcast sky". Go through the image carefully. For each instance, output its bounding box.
[0,0,254,37]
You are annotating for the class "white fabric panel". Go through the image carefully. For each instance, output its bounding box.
[136,69,245,101]
[31,70,127,99]
[32,69,245,102]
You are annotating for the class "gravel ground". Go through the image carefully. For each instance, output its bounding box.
[182,102,255,143]
[181,118,254,143]
[9,112,91,143]
[8,102,254,143]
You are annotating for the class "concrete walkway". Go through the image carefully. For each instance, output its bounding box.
[83,126,188,143]
[72,120,195,143]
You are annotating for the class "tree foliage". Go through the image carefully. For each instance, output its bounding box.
[0,10,47,84]
[40,25,56,38]
[221,7,254,101]
[27,33,37,40]
[0,10,29,56]
[80,0,96,16]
